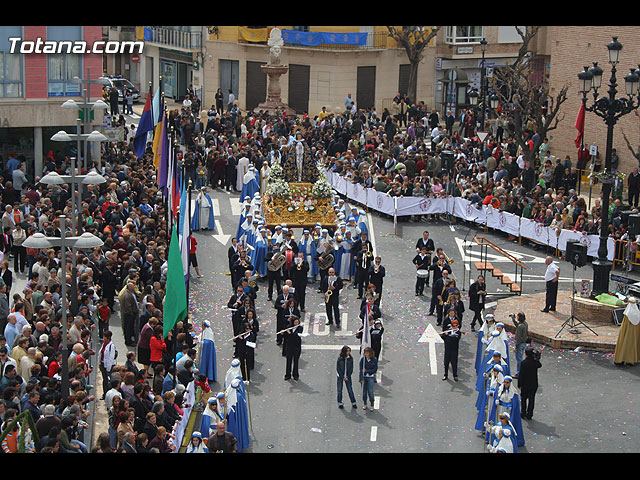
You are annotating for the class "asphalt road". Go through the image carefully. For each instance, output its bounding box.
[159,187,638,454]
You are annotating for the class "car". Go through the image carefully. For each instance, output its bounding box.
[102,75,140,103]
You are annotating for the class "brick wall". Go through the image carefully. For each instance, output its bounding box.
[547,26,640,181]
[22,25,105,100]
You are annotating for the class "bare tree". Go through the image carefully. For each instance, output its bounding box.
[490,26,569,168]
[386,26,440,104]
[621,111,640,165]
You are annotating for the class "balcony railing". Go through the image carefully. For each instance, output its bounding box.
[148,27,202,50]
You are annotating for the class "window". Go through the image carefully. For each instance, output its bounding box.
[0,26,23,98]
[445,26,484,44]
[291,26,309,32]
[47,26,82,97]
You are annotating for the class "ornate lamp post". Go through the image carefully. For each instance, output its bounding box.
[578,37,640,296]
[480,38,488,130]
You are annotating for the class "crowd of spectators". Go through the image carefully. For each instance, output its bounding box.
[0,87,636,452]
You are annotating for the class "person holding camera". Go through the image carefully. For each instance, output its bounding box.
[518,348,542,420]
[511,312,529,378]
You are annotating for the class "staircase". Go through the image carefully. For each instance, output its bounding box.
[472,236,526,296]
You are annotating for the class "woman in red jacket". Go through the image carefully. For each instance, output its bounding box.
[149,325,169,372]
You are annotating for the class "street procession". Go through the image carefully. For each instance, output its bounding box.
[0,25,639,456]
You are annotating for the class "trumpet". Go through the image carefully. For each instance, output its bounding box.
[444,251,454,265]
[366,242,373,258]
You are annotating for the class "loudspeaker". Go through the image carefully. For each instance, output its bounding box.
[629,214,640,235]
[621,210,634,226]
[612,308,625,326]
[566,239,588,267]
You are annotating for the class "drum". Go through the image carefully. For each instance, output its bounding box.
[417,269,429,278]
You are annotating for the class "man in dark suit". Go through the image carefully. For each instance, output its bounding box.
[120,282,140,347]
[227,238,239,274]
[412,246,431,296]
[430,269,450,326]
[518,348,542,420]
[320,267,343,327]
[628,167,640,207]
[367,256,385,305]
[225,151,237,192]
[274,285,296,346]
[354,243,373,299]
[122,431,137,453]
[415,231,435,287]
[468,275,487,331]
[291,253,309,312]
[265,243,283,301]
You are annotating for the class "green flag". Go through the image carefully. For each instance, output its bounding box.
[163,224,188,338]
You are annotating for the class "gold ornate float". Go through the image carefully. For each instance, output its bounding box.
[263,182,337,227]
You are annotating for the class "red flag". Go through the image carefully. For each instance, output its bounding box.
[575,102,586,148]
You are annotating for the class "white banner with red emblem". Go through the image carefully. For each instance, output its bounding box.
[323,170,616,260]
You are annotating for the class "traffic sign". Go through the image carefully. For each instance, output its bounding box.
[131,54,140,63]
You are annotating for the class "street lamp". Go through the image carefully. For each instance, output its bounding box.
[67,68,110,170]
[480,38,488,130]
[489,93,500,110]
[578,36,640,296]
[23,218,103,398]
[468,87,479,106]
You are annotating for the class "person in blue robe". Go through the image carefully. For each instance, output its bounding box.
[475,364,504,430]
[487,416,517,453]
[298,230,318,279]
[253,229,268,276]
[191,187,216,231]
[476,327,510,389]
[237,210,252,242]
[475,314,496,375]
[185,431,209,453]
[225,359,242,389]
[485,377,524,451]
[340,230,354,279]
[357,210,369,237]
[225,378,250,452]
[333,226,346,277]
[199,320,217,383]
[240,166,260,203]
[200,397,225,437]
[476,349,510,395]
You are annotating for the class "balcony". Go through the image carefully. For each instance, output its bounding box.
[146,27,202,51]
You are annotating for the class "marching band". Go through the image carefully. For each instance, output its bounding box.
[221,188,525,453]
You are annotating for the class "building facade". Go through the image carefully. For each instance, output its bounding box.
[0,25,104,179]
[541,26,640,176]
[199,26,437,118]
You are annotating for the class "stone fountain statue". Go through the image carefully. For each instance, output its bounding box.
[257,28,295,115]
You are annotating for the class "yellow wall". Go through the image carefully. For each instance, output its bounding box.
[208,26,436,48]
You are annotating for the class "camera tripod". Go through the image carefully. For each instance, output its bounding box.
[555,262,598,337]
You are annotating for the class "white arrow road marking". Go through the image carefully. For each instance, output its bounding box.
[370,426,378,441]
[418,323,444,375]
[211,220,231,245]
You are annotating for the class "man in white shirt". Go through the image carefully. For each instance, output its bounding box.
[541,256,560,312]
